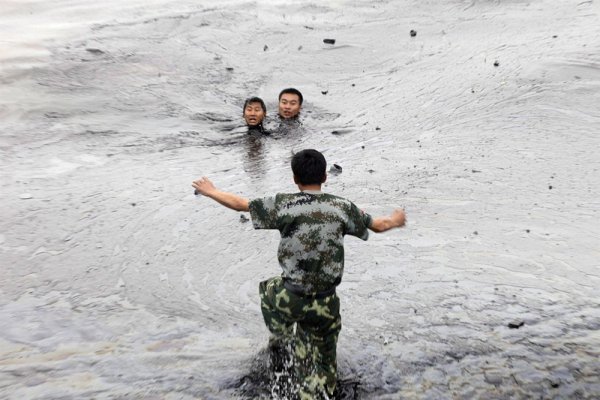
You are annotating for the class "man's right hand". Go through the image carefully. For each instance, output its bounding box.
[192,177,216,196]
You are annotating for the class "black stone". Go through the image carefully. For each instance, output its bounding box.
[86,48,104,55]
[323,38,336,45]
[329,164,343,174]
[410,30,417,37]
[225,67,234,71]
[375,127,381,130]
[493,60,500,67]
[549,185,553,189]
[508,320,525,329]
[321,90,328,95]
[263,45,268,51]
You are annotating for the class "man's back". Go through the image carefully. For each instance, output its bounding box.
[249,191,372,292]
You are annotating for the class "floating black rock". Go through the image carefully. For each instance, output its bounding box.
[263,45,268,51]
[323,38,336,45]
[410,30,417,37]
[329,164,342,174]
[552,35,558,38]
[225,67,234,71]
[321,90,328,95]
[473,231,478,235]
[375,127,381,131]
[351,83,356,87]
[526,229,530,233]
[508,320,525,329]
[493,60,500,67]
[298,45,303,51]
[130,202,136,207]
[549,185,553,190]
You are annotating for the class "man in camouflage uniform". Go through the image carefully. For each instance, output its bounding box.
[193,149,406,399]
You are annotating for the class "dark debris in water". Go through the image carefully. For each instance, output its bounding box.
[330,164,343,175]
[323,38,336,45]
[330,128,353,135]
[508,320,525,329]
[85,48,105,55]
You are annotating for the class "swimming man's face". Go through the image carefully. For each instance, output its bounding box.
[243,102,266,127]
[278,93,301,119]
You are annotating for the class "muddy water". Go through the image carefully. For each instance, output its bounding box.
[1,0,599,398]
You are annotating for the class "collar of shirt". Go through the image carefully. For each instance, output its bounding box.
[301,190,323,195]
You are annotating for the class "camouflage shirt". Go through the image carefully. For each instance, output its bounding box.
[249,191,372,292]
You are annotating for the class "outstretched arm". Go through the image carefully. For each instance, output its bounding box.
[192,177,250,212]
[369,209,406,233]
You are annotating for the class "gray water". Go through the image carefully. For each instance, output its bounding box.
[1,0,600,399]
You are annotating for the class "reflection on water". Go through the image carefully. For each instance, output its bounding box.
[243,132,268,179]
[1,0,599,399]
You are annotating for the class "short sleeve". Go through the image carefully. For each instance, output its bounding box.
[346,202,372,241]
[249,196,279,229]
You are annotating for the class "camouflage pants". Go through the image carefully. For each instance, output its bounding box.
[259,276,341,399]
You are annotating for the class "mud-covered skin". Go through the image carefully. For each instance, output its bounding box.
[249,192,372,293]
[260,276,341,399]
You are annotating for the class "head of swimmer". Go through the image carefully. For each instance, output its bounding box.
[278,88,303,120]
[243,97,267,127]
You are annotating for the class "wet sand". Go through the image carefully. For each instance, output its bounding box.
[1,0,600,398]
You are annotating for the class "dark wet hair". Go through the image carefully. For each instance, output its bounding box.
[243,97,266,113]
[292,149,326,185]
[278,88,303,105]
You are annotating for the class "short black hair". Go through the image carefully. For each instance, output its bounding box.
[291,149,326,185]
[278,88,303,105]
[243,97,266,113]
